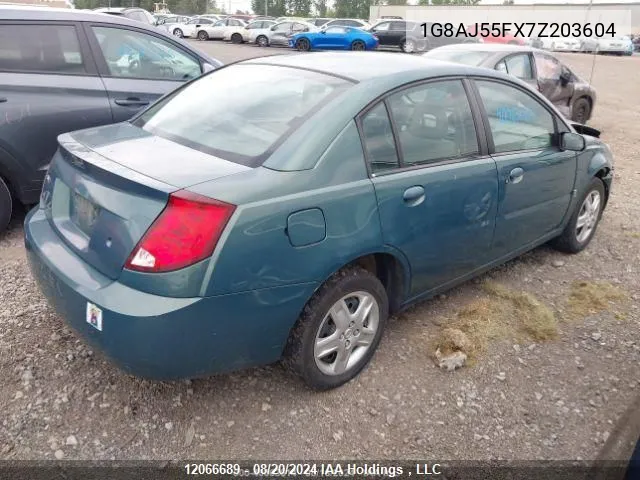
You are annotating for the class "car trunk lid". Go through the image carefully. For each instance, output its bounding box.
[42,123,250,280]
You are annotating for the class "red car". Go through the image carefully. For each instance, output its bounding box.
[466,23,525,45]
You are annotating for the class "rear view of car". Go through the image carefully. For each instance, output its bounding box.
[25,62,353,381]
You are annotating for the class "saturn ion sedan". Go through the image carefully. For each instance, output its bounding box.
[25,52,614,390]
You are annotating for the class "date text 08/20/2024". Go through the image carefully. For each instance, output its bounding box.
[183,463,443,476]
[423,22,617,39]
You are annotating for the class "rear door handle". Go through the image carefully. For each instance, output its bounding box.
[0,98,7,103]
[507,167,524,184]
[114,98,150,107]
[402,185,425,207]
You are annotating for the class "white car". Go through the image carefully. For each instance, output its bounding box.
[595,35,633,54]
[156,15,192,36]
[224,19,276,43]
[254,20,318,47]
[196,18,247,41]
[179,16,218,38]
[533,36,580,52]
[321,18,370,30]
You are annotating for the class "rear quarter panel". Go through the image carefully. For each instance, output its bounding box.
[189,121,388,297]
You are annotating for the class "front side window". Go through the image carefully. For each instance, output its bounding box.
[92,26,201,81]
[0,24,85,74]
[476,80,555,153]
[361,102,400,174]
[274,22,292,32]
[325,26,347,34]
[386,80,479,166]
[134,65,353,166]
[533,53,562,81]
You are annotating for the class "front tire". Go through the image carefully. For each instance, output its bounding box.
[351,40,365,51]
[231,33,243,44]
[173,28,183,38]
[197,30,209,41]
[571,97,591,124]
[550,177,605,254]
[295,38,311,51]
[0,176,12,233]
[283,266,389,390]
[256,35,268,47]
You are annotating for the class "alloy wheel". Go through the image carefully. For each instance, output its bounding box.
[576,190,601,243]
[313,292,380,376]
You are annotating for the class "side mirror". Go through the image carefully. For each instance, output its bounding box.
[560,131,586,151]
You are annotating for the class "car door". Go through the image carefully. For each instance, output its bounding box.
[494,52,538,90]
[270,22,293,45]
[473,79,577,257]
[359,79,499,298]
[319,26,347,49]
[532,52,575,118]
[0,21,111,202]
[388,21,408,47]
[370,21,392,46]
[84,24,204,123]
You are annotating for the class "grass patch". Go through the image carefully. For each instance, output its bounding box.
[432,281,558,364]
[625,232,640,239]
[567,280,629,319]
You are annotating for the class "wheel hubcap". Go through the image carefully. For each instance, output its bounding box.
[314,292,379,376]
[576,190,601,243]
[404,41,414,52]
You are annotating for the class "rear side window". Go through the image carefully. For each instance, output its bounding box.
[361,102,400,174]
[0,24,85,74]
[503,54,534,80]
[134,64,353,167]
[386,80,479,166]
[476,80,555,153]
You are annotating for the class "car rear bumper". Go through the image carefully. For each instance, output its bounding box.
[25,207,317,380]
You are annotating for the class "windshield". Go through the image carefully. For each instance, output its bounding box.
[134,64,353,167]
[424,50,493,66]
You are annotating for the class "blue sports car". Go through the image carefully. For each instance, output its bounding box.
[289,25,378,51]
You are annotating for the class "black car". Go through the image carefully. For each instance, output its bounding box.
[368,20,478,54]
[424,44,596,124]
[0,6,222,232]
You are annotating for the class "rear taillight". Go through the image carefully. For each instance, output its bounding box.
[125,190,235,273]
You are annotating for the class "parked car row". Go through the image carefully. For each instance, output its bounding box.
[529,35,634,55]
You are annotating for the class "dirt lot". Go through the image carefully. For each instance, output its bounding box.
[0,48,639,461]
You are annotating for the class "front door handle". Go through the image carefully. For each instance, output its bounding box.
[114,97,150,107]
[507,167,524,184]
[402,185,425,207]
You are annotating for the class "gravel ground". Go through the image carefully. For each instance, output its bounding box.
[0,48,638,461]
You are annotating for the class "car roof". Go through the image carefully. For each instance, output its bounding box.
[0,5,150,25]
[242,51,504,83]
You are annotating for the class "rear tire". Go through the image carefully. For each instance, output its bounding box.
[231,33,243,44]
[401,38,416,53]
[173,28,183,38]
[550,177,605,254]
[256,35,268,47]
[351,40,366,51]
[197,30,209,41]
[0,176,12,233]
[283,266,389,390]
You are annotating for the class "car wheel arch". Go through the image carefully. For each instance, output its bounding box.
[313,250,411,315]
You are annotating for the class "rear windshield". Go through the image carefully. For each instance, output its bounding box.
[425,50,493,66]
[134,64,352,167]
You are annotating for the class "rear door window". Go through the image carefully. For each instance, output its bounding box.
[0,24,85,74]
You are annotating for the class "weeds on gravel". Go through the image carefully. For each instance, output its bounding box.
[567,280,629,319]
[432,281,558,365]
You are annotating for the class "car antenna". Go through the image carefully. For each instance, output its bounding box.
[586,0,598,89]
